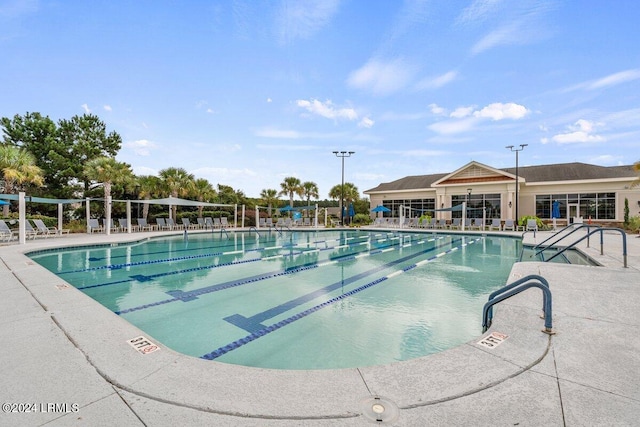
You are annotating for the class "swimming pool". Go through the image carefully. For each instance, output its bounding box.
[29,229,521,369]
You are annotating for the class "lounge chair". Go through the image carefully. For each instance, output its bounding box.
[220,217,229,228]
[204,217,215,229]
[197,217,206,229]
[489,219,502,231]
[471,218,484,230]
[182,218,198,229]
[137,218,153,231]
[526,219,538,232]
[88,218,104,233]
[33,219,69,236]
[103,218,118,232]
[24,220,41,239]
[448,218,460,230]
[0,219,17,242]
[118,218,130,232]
[166,218,181,230]
[213,217,222,228]
[503,219,515,231]
[156,218,171,230]
[436,219,446,229]
[265,218,273,227]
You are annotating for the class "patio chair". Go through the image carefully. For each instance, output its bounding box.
[503,219,515,231]
[204,217,215,229]
[103,218,118,232]
[0,219,18,242]
[449,218,461,230]
[472,218,484,230]
[303,217,311,227]
[166,218,181,230]
[220,217,229,228]
[88,218,104,233]
[526,219,538,232]
[33,219,68,236]
[118,218,129,232]
[137,218,153,231]
[265,218,273,227]
[489,218,502,231]
[213,217,222,228]
[197,217,207,229]
[259,218,266,227]
[24,220,41,239]
[182,218,198,229]
[156,218,171,230]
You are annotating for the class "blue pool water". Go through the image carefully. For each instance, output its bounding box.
[29,230,521,369]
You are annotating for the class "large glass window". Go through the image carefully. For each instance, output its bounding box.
[535,193,616,220]
[382,199,435,218]
[451,194,501,219]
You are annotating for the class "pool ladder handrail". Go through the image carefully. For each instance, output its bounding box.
[248,226,261,238]
[534,225,627,268]
[482,274,553,334]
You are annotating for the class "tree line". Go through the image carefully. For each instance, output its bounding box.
[0,112,366,219]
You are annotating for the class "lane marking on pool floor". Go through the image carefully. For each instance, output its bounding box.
[222,237,474,333]
[113,236,460,316]
[202,237,482,360]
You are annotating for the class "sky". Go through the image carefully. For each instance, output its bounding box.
[1,0,639,199]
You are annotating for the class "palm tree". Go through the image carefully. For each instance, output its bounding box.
[84,156,134,218]
[192,178,216,218]
[329,182,360,222]
[135,175,162,220]
[158,167,195,219]
[301,181,319,217]
[260,188,279,217]
[279,177,303,213]
[0,144,45,216]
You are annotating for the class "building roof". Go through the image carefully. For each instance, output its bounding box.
[365,162,637,193]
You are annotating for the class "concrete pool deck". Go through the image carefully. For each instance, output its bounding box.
[1,228,638,426]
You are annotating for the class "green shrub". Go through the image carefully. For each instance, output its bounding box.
[518,215,545,229]
[418,214,431,226]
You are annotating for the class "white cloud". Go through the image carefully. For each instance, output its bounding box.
[456,0,503,25]
[588,69,640,90]
[450,106,476,118]
[347,58,417,96]
[429,104,446,115]
[275,0,340,44]
[473,102,529,120]
[81,103,91,113]
[255,128,301,139]
[358,116,374,128]
[428,117,480,135]
[416,70,458,90]
[295,99,358,121]
[266,98,272,103]
[551,119,604,144]
[103,105,112,112]
[125,139,158,156]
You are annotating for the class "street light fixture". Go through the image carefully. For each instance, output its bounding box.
[506,144,528,222]
[333,151,355,226]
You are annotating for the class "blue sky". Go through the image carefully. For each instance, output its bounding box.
[1,0,639,199]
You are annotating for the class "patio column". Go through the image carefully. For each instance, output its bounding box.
[126,200,132,233]
[86,198,91,233]
[58,203,64,235]
[19,192,26,245]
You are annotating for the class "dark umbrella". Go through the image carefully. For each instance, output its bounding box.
[552,200,561,218]
[371,205,390,213]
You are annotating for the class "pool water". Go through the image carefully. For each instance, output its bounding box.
[29,230,521,369]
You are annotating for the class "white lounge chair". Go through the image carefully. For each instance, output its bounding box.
[449,218,461,230]
[182,218,198,229]
[526,219,538,232]
[88,218,104,233]
[33,219,68,236]
[220,217,229,228]
[137,218,153,231]
[503,219,515,231]
[0,220,17,242]
[489,218,502,231]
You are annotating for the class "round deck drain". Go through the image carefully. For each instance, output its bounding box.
[360,396,399,424]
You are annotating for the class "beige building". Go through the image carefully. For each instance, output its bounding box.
[364,161,639,226]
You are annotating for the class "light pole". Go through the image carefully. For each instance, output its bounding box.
[506,144,527,222]
[333,151,355,226]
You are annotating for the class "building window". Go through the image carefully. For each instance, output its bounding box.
[451,194,501,219]
[382,199,435,218]
[535,193,616,220]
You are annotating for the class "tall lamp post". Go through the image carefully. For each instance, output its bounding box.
[333,151,355,226]
[505,144,527,222]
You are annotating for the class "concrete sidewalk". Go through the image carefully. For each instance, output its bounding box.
[0,229,638,426]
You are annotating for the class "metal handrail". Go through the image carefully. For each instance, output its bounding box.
[482,274,553,334]
[248,226,261,238]
[533,224,598,253]
[532,223,578,249]
[541,227,628,267]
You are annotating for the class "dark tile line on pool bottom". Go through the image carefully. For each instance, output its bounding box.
[112,237,415,315]
[80,235,401,292]
[201,237,480,360]
[223,237,466,333]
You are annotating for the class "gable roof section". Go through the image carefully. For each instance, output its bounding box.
[432,161,514,186]
[364,162,637,193]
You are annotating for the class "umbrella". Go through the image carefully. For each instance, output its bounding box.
[279,205,296,212]
[0,200,9,206]
[348,203,355,218]
[371,205,390,213]
[552,200,561,218]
